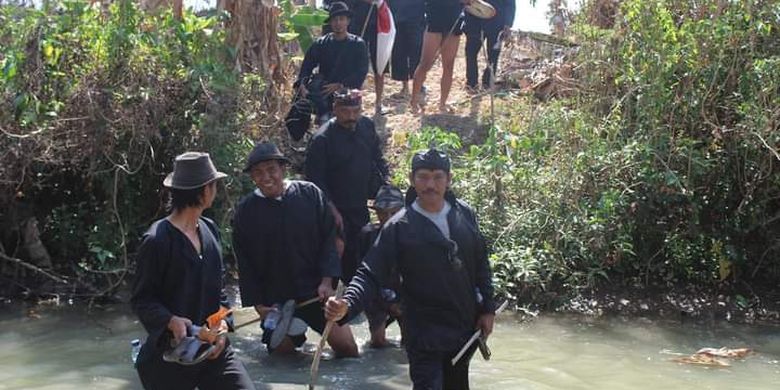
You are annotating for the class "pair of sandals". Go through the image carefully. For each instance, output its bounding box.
[162,325,219,366]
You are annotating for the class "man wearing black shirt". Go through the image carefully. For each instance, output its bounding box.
[297,2,369,122]
[325,149,497,390]
[233,143,358,357]
[305,89,390,284]
[131,152,254,390]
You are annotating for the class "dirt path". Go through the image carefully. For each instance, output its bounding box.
[359,42,532,155]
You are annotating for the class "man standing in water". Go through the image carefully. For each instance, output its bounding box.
[131,152,255,389]
[297,2,369,122]
[325,149,497,390]
[410,0,472,113]
[305,89,390,284]
[232,143,358,357]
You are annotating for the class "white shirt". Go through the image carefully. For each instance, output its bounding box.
[412,200,451,239]
[253,180,291,201]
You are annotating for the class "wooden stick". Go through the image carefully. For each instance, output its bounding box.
[308,283,345,390]
[0,252,68,284]
[451,300,509,366]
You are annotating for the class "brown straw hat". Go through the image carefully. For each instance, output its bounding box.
[163,152,228,190]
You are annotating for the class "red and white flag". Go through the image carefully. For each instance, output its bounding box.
[375,0,396,74]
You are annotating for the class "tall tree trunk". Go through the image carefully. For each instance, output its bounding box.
[220,0,284,86]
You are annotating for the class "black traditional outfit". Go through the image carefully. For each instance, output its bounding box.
[425,0,465,35]
[339,189,497,390]
[296,33,369,118]
[131,217,254,390]
[304,116,389,283]
[232,180,341,347]
[389,0,425,82]
[464,0,516,88]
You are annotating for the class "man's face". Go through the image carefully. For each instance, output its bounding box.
[201,181,218,209]
[334,103,361,129]
[249,160,286,198]
[330,15,350,34]
[410,169,451,204]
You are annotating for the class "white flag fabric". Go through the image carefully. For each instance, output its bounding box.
[375,0,396,74]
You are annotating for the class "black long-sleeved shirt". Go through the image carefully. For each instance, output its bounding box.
[232,181,341,307]
[296,33,369,89]
[341,190,497,351]
[130,217,232,362]
[304,117,389,210]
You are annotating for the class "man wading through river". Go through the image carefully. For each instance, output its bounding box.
[131,152,255,390]
[232,143,358,357]
[326,148,497,390]
[305,89,390,285]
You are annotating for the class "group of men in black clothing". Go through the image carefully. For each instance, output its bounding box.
[131,2,506,388]
[293,0,515,124]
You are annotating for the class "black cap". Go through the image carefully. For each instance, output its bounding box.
[243,142,289,172]
[411,148,451,174]
[163,152,227,190]
[326,1,352,22]
[370,185,404,210]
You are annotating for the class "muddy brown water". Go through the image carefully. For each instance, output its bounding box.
[0,303,778,389]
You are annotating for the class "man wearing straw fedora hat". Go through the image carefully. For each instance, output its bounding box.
[131,152,255,389]
[232,142,358,357]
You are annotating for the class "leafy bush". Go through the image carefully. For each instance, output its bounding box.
[395,0,780,306]
[0,1,262,294]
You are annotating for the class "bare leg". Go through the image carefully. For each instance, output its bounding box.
[327,323,359,357]
[268,337,297,355]
[439,33,461,112]
[411,32,443,112]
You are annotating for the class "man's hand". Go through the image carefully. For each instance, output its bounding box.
[167,315,192,344]
[207,319,228,360]
[254,305,275,320]
[324,297,349,322]
[476,313,495,338]
[322,82,343,96]
[318,277,335,301]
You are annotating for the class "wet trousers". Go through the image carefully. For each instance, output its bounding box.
[136,346,255,390]
[406,345,477,390]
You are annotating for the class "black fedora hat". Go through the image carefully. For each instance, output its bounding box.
[326,1,352,23]
[243,142,289,172]
[163,152,228,190]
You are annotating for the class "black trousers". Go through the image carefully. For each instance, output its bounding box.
[406,345,478,390]
[136,346,255,390]
[339,207,370,284]
[465,17,504,88]
[391,19,425,81]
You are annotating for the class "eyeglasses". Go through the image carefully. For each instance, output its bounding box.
[447,239,463,270]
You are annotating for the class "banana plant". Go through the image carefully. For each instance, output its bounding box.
[277,0,328,53]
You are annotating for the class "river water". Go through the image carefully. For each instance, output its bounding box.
[0,302,778,389]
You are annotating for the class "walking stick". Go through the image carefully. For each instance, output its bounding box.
[451,300,509,366]
[308,282,346,390]
[360,3,376,38]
